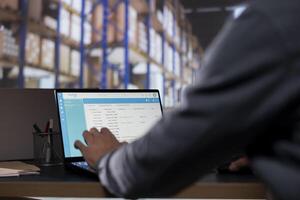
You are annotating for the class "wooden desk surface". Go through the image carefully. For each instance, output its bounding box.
[0,165,266,199]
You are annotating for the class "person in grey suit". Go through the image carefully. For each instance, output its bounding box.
[75,0,300,198]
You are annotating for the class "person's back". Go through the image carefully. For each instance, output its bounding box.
[75,0,300,198]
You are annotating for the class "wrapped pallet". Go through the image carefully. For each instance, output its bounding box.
[26,32,40,65]
[41,38,54,70]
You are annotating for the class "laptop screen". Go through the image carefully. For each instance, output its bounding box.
[56,90,163,158]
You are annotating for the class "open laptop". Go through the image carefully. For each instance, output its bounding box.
[55,89,163,175]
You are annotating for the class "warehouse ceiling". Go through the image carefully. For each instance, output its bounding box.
[180,0,246,50]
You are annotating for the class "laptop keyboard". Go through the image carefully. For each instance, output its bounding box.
[72,161,96,174]
[73,161,89,168]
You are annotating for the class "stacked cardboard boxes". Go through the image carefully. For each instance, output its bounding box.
[0,0,18,10]
[115,3,138,45]
[149,29,162,63]
[164,42,173,73]
[61,8,71,36]
[28,0,43,21]
[163,5,174,38]
[137,22,147,52]
[41,38,55,70]
[92,4,115,43]
[0,0,42,21]
[174,51,180,77]
[70,14,81,42]
[26,32,40,65]
[0,27,18,58]
[60,44,70,74]
[70,50,80,76]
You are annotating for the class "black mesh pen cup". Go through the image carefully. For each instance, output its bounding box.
[32,131,63,166]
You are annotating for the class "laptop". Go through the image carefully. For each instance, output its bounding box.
[55,89,163,175]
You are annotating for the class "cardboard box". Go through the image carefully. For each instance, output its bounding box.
[63,0,72,6]
[70,50,80,76]
[84,22,91,45]
[26,32,40,65]
[0,0,18,10]
[41,39,54,69]
[0,28,18,57]
[70,14,81,42]
[60,44,70,74]
[116,3,138,45]
[44,16,57,30]
[28,0,42,21]
[61,8,71,36]
[137,22,147,52]
[92,4,115,43]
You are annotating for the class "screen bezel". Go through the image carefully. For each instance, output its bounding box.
[55,89,163,162]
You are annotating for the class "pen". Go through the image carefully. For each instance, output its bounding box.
[33,123,42,133]
[44,121,49,133]
[46,118,54,163]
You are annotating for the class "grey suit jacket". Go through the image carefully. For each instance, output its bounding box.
[97,0,300,197]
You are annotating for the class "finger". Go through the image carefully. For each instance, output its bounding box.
[229,158,249,171]
[74,140,87,155]
[83,130,94,145]
[90,127,99,134]
[100,127,111,134]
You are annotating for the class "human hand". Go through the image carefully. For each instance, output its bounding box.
[74,127,125,169]
[229,157,250,171]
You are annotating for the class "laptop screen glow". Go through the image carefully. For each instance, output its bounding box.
[57,92,162,158]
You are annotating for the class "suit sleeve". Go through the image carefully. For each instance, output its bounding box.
[97,7,292,198]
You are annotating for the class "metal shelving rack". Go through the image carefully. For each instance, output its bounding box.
[0,0,201,106]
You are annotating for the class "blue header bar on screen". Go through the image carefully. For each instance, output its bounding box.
[82,98,160,104]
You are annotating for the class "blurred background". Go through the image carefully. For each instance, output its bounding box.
[0,0,244,107]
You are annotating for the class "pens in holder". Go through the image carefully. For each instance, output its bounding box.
[46,119,54,163]
[32,119,62,166]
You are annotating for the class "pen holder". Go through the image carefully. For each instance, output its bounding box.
[33,131,63,166]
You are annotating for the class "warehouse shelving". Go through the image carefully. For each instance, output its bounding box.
[0,0,202,107]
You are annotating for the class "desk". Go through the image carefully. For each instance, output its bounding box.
[0,165,266,198]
